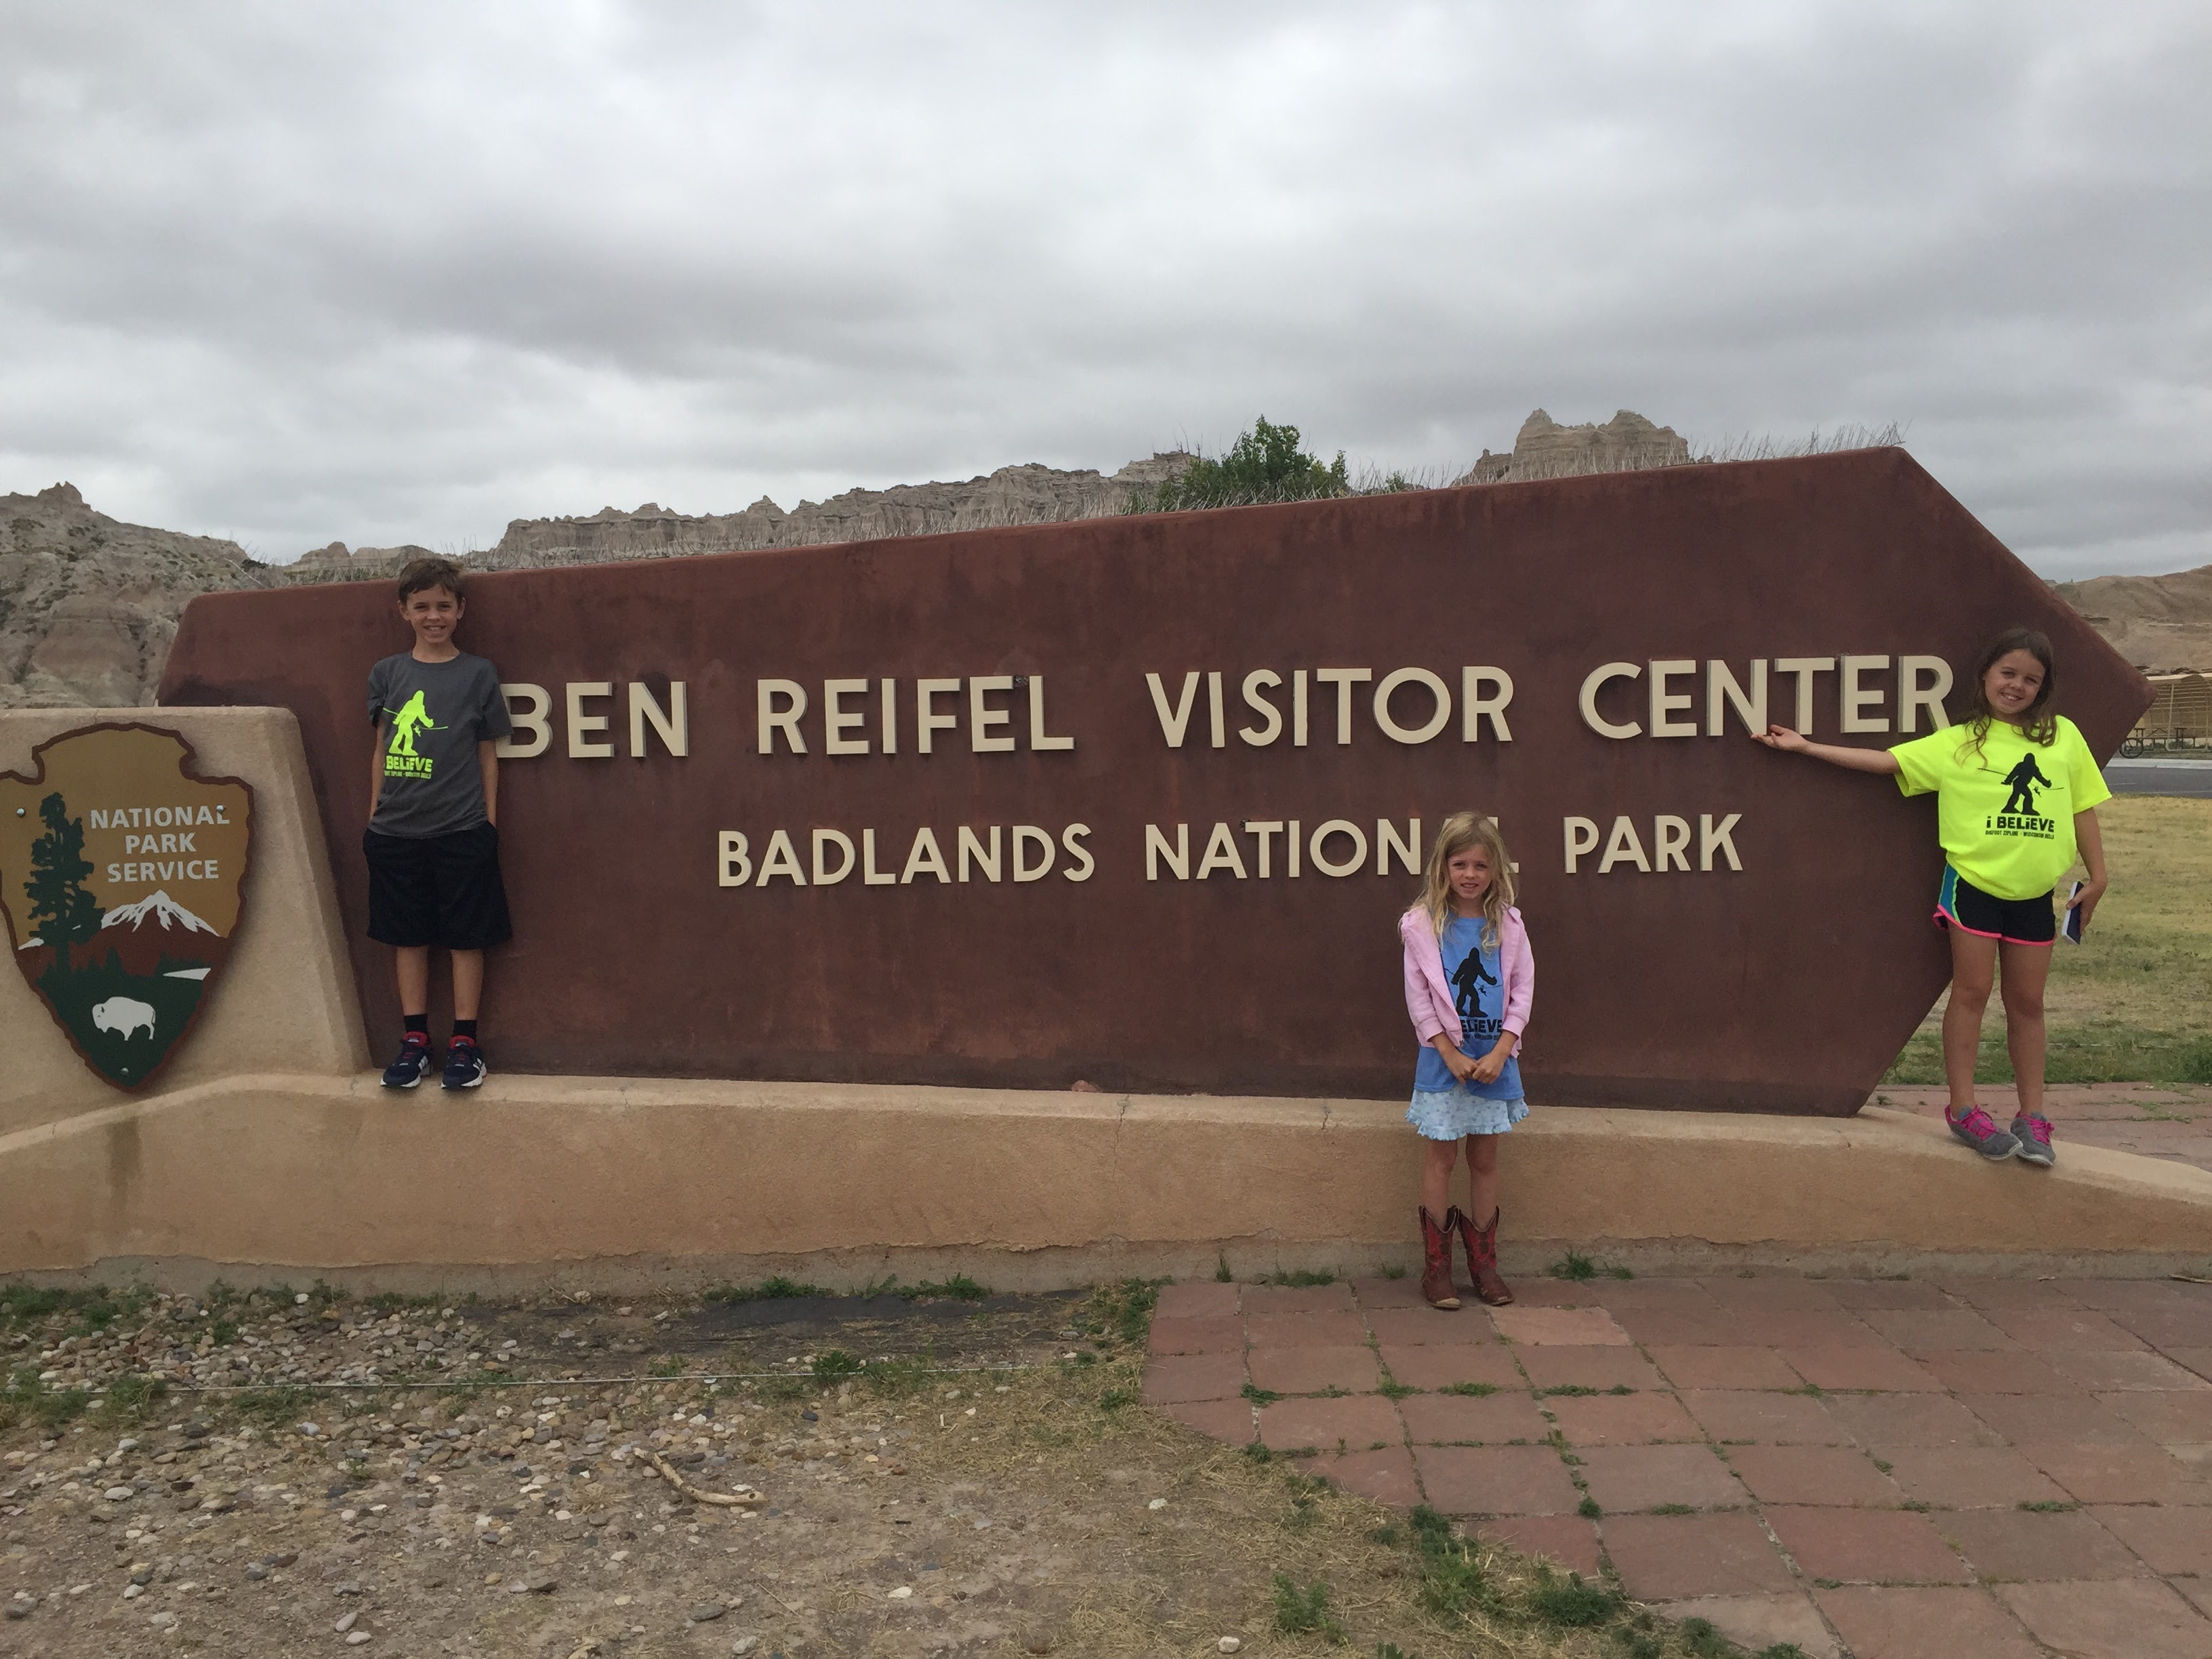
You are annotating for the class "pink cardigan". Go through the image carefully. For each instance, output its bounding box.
[1399,903,1533,1054]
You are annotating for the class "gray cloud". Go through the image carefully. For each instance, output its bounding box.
[0,0,2205,575]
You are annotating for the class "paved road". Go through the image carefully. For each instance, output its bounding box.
[2107,757,2212,797]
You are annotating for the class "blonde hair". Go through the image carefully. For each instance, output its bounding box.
[1415,811,1517,946]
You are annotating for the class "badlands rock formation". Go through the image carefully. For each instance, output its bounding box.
[289,539,437,579]
[478,453,1195,570]
[0,483,271,708]
[1454,409,1691,485]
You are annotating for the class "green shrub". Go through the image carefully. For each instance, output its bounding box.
[1128,417,1350,513]
[1271,1573,1342,1639]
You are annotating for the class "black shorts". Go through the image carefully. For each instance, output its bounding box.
[364,822,513,950]
[1936,865,2055,947]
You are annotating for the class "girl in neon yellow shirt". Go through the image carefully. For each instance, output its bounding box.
[1756,628,2110,1168]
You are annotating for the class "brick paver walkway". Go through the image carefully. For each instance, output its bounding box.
[1882,1084,2212,1178]
[1144,1273,2212,1658]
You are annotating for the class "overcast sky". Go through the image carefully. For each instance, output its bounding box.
[3,3,2206,577]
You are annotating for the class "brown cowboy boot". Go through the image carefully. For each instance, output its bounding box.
[1456,1207,1514,1307]
[1418,1207,1461,1310]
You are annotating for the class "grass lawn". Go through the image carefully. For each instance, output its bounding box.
[1885,794,2212,1086]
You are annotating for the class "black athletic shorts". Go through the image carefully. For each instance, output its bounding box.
[363,821,513,950]
[1935,864,2055,947]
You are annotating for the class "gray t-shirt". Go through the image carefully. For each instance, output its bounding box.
[366,651,512,838]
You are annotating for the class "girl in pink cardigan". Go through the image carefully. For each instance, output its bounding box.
[1399,811,1533,1309]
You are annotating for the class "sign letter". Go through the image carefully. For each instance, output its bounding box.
[1706,660,1767,737]
[1700,813,1744,872]
[498,684,553,759]
[1648,661,1698,738]
[1462,667,1514,741]
[1840,655,1891,733]
[1145,672,1202,749]
[758,680,808,755]
[1027,677,1075,751]
[1240,670,1284,747]
[566,682,615,759]
[1315,669,1372,745]
[628,681,689,758]
[822,679,869,755]
[1374,668,1452,745]
[1563,816,1600,873]
[1578,663,1643,739]
[1900,655,1954,733]
[1773,658,1835,735]
[717,831,752,887]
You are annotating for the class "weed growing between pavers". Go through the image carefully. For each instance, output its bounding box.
[1549,1253,1635,1283]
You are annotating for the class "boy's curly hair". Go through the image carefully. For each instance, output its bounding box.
[396,556,466,603]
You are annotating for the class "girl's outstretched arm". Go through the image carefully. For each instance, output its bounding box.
[2070,806,2108,926]
[1753,724,1901,774]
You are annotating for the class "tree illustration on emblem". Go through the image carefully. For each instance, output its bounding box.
[24,792,102,970]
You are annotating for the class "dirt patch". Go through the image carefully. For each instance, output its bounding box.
[2,1282,1741,1658]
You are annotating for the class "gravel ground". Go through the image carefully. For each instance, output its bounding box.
[0,1282,1742,1659]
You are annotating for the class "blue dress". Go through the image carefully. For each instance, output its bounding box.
[1407,914,1529,1140]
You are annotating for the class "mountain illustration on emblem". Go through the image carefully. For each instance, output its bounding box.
[0,724,252,1091]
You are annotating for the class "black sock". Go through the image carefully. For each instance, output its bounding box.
[404,1014,429,1040]
[453,1019,478,1042]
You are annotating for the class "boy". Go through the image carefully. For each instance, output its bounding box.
[365,557,513,1090]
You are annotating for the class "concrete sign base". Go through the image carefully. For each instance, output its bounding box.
[3,1073,2209,1289]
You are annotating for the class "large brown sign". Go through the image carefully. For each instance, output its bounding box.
[159,450,2149,1112]
[1,724,253,1090]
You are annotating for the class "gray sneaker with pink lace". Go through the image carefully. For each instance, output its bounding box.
[1945,1104,2020,1161]
[2011,1111,2055,1167]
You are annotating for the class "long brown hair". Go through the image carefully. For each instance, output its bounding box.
[1414,811,1517,946]
[1959,627,2057,762]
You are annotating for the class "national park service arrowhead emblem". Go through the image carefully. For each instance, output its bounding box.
[0,723,253,1091]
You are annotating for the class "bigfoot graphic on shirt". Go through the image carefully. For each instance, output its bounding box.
[1999,754,2051,818]
[1987,752,2057,844]
[1443,921,1505,1054]
[1451,946,1496,1020]
[383,691,441,778]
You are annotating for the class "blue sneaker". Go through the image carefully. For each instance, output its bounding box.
[381,1033,432,1089]
[1946,1103,2020,1161]
[441,1036,487,1091]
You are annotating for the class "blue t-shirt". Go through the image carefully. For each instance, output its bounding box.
[1412,914,1524,1100]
